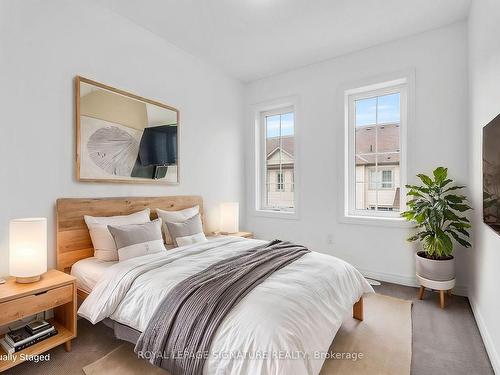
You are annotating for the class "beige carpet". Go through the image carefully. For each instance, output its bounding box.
[319,293,412,375]
[83,343,168,375]
[83,293,412,375]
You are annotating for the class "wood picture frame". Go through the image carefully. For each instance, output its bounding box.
[75,76,180,184]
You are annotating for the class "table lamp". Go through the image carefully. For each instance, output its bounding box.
[220,202,239,234]
[9,218,47,283]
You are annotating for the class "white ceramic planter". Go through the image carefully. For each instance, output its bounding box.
[415,251,455,281]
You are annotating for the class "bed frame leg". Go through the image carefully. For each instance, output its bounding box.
[353,297,364,321]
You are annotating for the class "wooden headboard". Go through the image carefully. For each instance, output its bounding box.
[56,196,204,273]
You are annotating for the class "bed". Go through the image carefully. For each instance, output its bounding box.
[56,196,373,375]
[70,257,116,293]
[56,196,205,301]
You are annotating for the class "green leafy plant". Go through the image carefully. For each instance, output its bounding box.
[401,167,472,259]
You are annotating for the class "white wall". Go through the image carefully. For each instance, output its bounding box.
[244,22,470,290]
[468,0,500,372]
[0,0,244,276]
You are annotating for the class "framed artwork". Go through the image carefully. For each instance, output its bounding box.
[76,76,179,184]
[483,113,500,233]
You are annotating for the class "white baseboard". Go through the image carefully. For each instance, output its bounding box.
[469,294,500,375]
[357,268,468,296]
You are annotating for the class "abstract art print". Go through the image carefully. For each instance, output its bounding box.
[76,76,179,184]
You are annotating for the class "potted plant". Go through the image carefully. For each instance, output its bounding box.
[401,167,472,281]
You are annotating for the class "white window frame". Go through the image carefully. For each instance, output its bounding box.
[344,79,408,220]
[253,97,299,219]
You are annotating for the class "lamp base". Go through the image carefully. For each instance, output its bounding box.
[16,275,41,284]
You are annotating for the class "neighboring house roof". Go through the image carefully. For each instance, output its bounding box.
[355,153,400,165]
[355,123,400,165]
[267,147,293,160]
[266,124,399,166]
[266,136,294,158]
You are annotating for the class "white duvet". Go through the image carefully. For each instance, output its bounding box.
[79,237,373,375]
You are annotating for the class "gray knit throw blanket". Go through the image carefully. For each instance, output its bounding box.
[135,239,310,375]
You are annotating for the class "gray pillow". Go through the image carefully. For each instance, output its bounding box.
[165,213,206,247]
[84,208,151,261]
[156,206,200,245]
[108,219,166,261]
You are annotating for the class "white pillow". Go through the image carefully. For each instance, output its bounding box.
[84,208,151,261]
[156,206,199,245]
[176,233,208,247]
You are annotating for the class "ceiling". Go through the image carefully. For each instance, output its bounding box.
[93,0,471,82]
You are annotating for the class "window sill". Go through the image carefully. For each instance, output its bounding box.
[339,214,412,228]
[253,209,299,220]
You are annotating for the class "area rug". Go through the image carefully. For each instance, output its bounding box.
[83,293,412,375]
[319,293,412,375]
[82,343,168,375]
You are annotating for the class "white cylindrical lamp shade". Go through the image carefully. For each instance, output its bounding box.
[220,202,239,234]
[10,218,47,283]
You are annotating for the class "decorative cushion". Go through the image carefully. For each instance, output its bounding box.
[156,206,199,245]
[84,209,151,261]
[164,213,206,247]
[108,219,166,261]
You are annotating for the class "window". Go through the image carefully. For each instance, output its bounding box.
[368,169,378,190]
[258,106,295,212]
[276,172,284,191]
[381,170,393,189]
[345,79,407,218]
[369,169,394,190]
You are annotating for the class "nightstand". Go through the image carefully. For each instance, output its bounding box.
[0,269,77,372]
[213,231,254,239]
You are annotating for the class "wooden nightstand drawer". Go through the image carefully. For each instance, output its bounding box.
[0,284,73,326]
[0,270,77,372]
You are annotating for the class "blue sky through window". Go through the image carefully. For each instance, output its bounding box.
[355,93,400,126]
[266,112,294,138]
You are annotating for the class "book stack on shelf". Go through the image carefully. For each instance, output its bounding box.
[0,320,58,354]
